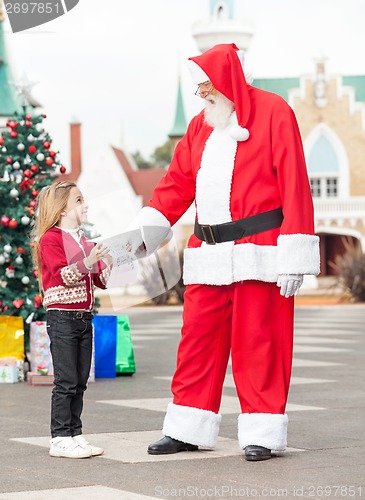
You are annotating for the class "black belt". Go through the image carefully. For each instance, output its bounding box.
[47,310,94,320]
[194,207,283,245]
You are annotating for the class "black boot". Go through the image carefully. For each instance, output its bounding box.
[244,445,271,461]
[147,436,198,455]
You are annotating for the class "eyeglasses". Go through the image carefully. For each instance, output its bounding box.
[195,81,214,97]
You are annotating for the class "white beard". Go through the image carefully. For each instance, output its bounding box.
[204,92,234,129]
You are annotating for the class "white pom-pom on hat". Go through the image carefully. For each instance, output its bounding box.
[229,125,250,142]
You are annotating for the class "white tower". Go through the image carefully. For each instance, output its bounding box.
[192,0,254,53]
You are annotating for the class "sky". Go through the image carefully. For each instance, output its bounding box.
[2,0,365,170]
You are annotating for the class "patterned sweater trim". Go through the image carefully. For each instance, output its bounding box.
[60,263,85,285]
[43,282,88,308]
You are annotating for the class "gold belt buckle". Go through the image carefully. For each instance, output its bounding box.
[201,225,216,245]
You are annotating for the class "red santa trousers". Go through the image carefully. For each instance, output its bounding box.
[162,280,294,451]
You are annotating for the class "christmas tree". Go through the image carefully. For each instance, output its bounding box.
[0,108,66,342]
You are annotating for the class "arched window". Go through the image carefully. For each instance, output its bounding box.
[305,125,349,198]
[210,0,234,20]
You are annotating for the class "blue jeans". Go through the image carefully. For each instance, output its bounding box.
[46,310,93,438]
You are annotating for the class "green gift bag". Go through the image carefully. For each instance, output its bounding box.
[116,315,136,375]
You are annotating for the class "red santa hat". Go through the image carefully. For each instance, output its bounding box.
[187,43,251,141]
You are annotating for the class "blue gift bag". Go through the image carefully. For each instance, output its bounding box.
[93,315,117,378]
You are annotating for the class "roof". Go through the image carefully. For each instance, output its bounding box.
[253,75,365,104]
[112,146,166,206]
[252,77,300,101]
[168,78,187,138]
[0,20,21,116]
[343,75,365,102]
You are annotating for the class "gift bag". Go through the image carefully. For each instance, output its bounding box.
[0,316,24,360]
[116,315,136,375]
[30,321,53,375]
[93,315,117,378]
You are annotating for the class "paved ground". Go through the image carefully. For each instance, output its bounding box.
[0,305,364,499]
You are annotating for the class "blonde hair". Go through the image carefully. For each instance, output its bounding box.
[31,181,77,290]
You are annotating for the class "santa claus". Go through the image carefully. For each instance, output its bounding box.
[135,43,320,461]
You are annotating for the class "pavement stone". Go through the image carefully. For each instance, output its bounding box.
[0,305,364,499]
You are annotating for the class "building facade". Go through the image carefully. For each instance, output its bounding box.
[255,62,365,275]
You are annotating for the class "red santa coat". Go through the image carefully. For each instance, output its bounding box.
[144,85,320,285]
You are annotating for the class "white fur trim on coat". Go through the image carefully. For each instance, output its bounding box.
[196,126,237,224]
[137,206,172,255]
[277,234,320,275]
[238,413,288,451]
[184,243,279,285]
[163,402,221,449]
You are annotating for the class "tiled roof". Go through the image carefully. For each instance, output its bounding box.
[112,146,165,206]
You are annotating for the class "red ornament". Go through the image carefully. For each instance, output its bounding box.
[16,247,26,254]
[6,157,12,164]
[3,306,8,311]
[33,269,38,278]
[43,141,51,149]
[13,299,24,309]
[0,137,4,145]
[31,189,39,198]
[8,121,18,130]
[25,114,32,120]
[49,150,56,158]
[9,219,18,229]
[45,157,53,166]
[43,114,47,118]
[29,208,35,217]
[1,215,10,226]
[19,179,33,192]
[30,165,39,173]
[29,200,37,208]
[23,170,32,178]
[10,131,18,138]
[34,295,43,308]
[60,166,66,174]
[28,145,37,154]
[25,121,32,127]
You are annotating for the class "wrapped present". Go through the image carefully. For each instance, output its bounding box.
[93,315,117,378]
[0,357,24,382]
[30,321,53,375]
[0,366,19,383]
[27,371,54,386]
[0,316,24,360]
[116,315,136,375]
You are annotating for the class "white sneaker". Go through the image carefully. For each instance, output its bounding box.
[73,434,104,456]
[49,436,92,459]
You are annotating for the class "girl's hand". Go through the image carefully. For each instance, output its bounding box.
[85,243,111,267]
[103,255,113,266]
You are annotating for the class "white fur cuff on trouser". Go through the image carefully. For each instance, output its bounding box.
[238,413,288,451]
[162,402,222,449]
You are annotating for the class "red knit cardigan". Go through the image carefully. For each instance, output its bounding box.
[39,226,111,311]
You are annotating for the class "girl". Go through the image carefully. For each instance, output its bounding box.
[32,181,112,459]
